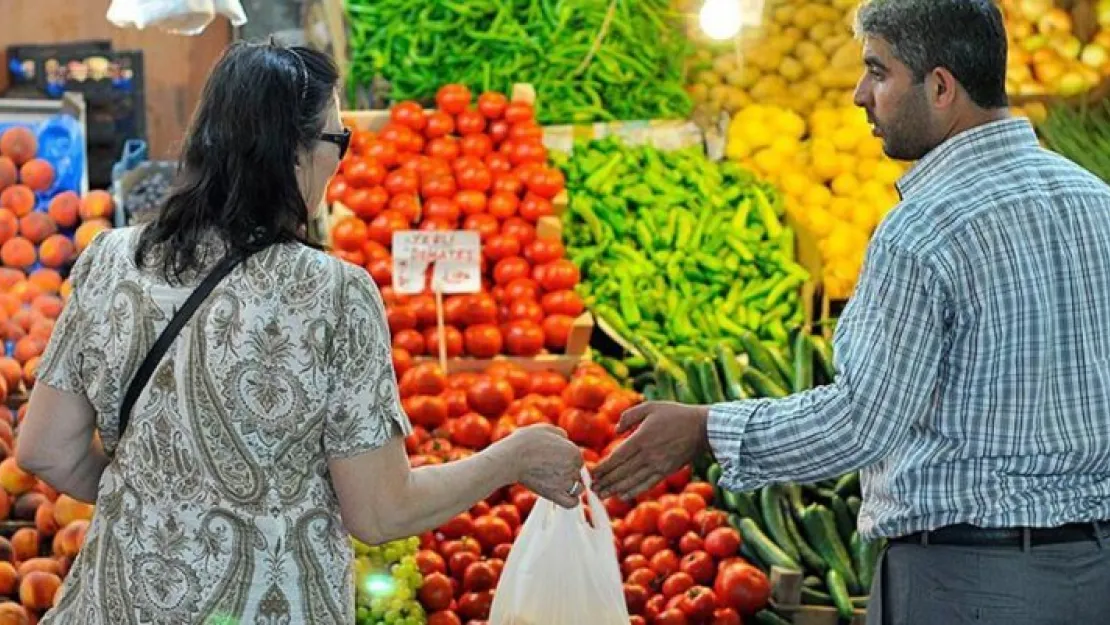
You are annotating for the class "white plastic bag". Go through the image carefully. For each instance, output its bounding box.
[489,470,630,625]
[107,0,247,36]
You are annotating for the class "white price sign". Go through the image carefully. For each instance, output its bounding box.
[391,230,482,295]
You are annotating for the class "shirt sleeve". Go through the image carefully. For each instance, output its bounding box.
[35,233,103,394]
[323,265,412,460]
[707,240,946,492]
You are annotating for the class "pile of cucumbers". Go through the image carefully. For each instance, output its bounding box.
[627,327,884,621]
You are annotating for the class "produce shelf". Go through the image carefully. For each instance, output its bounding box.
[768,566,867,625]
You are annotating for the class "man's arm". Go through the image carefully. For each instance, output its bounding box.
[710,240,946,492]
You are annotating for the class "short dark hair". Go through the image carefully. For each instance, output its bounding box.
[855,0,1009,109]
[136,41,338,282]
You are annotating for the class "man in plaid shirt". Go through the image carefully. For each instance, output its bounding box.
[594,0,1110,622]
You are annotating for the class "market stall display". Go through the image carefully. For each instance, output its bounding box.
[342,0,692,123]
[1039,99,1110,181]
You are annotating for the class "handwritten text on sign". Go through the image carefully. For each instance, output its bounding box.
[391,231,482,295]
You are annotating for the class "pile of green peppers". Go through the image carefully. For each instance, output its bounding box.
[553,137,810,361]
[345,0,692,124]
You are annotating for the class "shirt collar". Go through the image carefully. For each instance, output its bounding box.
[895,117,1039,200]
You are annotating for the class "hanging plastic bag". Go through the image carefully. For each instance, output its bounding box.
[107,0,247,36]
[489,470,630,625]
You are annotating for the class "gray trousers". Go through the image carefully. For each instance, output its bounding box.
[866,531,1110,624]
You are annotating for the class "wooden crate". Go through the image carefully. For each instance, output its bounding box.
[768,566,868,625]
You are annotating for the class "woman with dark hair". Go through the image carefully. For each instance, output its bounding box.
[15,41,584,624]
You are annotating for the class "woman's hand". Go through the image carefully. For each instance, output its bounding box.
[505,425,585,508]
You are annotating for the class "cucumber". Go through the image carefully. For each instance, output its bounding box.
[723,490,763,528]
[652,363,678,400]
[715,342,748,400]
[784,483,807,518]
[802,485,837,506]
[846,495,862,518]
[706,463,723,487]
[834,472,861,499]
[682,357,708,403]
[766,346,795,390]
[810,335,836,384]
[803,575,823,589]
[641,383,659,401]
[697,356,727,403]
[792,331,814,392]
[853,535,884,591]
[759,486,801,563]
[739,538,769,572]
[737,517,802,572]
[830,494,857,545]
[753,610,792,625]
[741,366,788,398]
[826,569,855,619]
[674,376,700,404]
[780,498,828,577]
[801,586,834,606]
[739,330,790,388]
[799,504,861,594]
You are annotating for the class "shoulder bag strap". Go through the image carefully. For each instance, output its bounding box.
[117,253,250,437]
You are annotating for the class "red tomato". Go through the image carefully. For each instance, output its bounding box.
[456,190,488,216]
[365,139,398,167]
[477,91,509,119]
[427,611,462,625]
[420,174,456,199]
[509,120,544,143]
[326,176,349,204]
[436,84,471,115]
[506,140,547,165]
[651,550,681,578]
[456,109,487,135]
[490,503,521,530]
[622,553,651,578]
[518,193,554,222]
[386,194,417,223]
[459,213,499,242]
[466,374,514,417]
[418,572,454,611]
[507,299,544,324]
[459,293,495,326]
[367,210,408,246]
[493,257,532,285]
[462,561,497,592]
[711,607,742,625]
[627,502,663,535]
[645,595,667,622]
[458,590,494,621]
[392,348,413,379]
[522,240,563,266]
[622,533,646,556]
[460,133,493,159]
[661,571,695,599]
[473,515,513,551]
[424,111,455,138]
[715,562,771,615]
[678,532,705,556]
[627,568,659,593]
[380,124,423,153]
[456,162,492,192]
[504,101,534,124]
[442,389,468,418]
[680,550,715,585]
[503,320,545,357]
[334,248,365,267]
[694,509,729,537]
[501,217,536,245]
[679,586,717,622]
[485,192,517,220]
[364,257,389,286]
[677,494,707,517]
[485,153,512,174]
[484,234,521,262]
[386,305,418,334]
[353,186,391,219]
[391,100,427,131]
[504,277,539,302]
[625,583,650,616]
[563,374,612,410]
[528,167,566,199]
[682,480,715,504]
[422,326,464,358]
[423,196,460,223]
[529,370,567,396]
[415,550,446,576]
[658,507,692,540]
[384,169,419,196]
[393,329,425,355]
[345,158,387,188]
[491,172,524,196]
[536,293,581,321]
[488,119,511,144]
[425,136,460,162]
[537,259,580,291]
[362,240,390,262]
[705,527,742,559]
[403,395,449,429]
[440,513,475,539]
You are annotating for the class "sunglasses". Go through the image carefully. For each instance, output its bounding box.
[319,127,351,159]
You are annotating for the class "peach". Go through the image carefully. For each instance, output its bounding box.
[27,269,60,295]
[9,281,41,306]
[1,323,24,344]
[0,238,34,270]
[0,128,37,166]
[0,459,35,497]
[16,559,59,579]
[15,406,26,427]
[0,441,11,466]
[51,582,62,608]
[0,187,33,219]
[11,493,45,523]
[35,236,73,271]
[29,482,56,503]
[19,571,60,611]
[0,420,11,451]
[0,210,15,245]
[0,363,15,397]
[29,296,61,321]
[0,562,16,595]
[0,538,14,565]
[78,191,113,221]
[10,528,37,562]
[20,359,37,389]
[45,193,78,229]
[0,489,10,521]
[58,280,71,302]
[17,161,53,194]
[0,601,30,625]
[12,337,44,365]
[16,214,53,246]
[9,311,31,334]
[73,219,109,254]
[0,158,15,191]
[54,556,71,579]
[51,496,93,528]
[33,502,56,537]
[27,320,52,342]
[52,520,87,558]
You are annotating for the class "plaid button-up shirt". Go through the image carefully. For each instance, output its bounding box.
[708,118,1110,540]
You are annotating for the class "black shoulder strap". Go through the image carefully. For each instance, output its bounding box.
[117,253,249,436]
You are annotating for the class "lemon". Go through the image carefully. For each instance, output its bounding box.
[829,126,860,152]
[829,196,855,220]
[781,171,812,197]
[856,136,884,159]
[779,56,806,82]
[831,172,860,197]
[850,203,876,231]
[726,89,753,111]
[795,41,822,59]
[801,51,830,73]
[753,148,787,174]
[792,6,820,29]
[873,160,903,185]
[809,22,835,42]
[807,207,835,236]
[803,184,834,207]
[774,5,796,26]
[796,82,824,105]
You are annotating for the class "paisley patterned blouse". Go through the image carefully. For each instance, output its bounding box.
[36,228,411,624]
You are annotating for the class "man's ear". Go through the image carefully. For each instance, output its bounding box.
[928,67,959,109]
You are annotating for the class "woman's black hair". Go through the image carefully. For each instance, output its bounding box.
[135,40,339,282]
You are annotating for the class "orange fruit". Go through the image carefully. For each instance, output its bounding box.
[18,212,56,245]
[46,192,79,228]
[0,127,37,166]
[78,190,114,221]
[18,160,54,193]
[0,186,34,218]
[0,238,35,270]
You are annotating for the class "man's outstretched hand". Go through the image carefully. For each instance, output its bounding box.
[592,401,710,500]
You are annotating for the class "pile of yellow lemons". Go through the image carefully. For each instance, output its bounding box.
[686,0,865,118]
[1001,0,1110,100]
[727,104,909,300]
